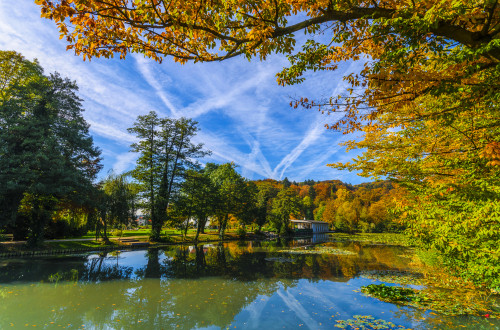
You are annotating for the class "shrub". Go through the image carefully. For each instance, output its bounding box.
[45,219,87,239]
[0,229,7,241]
[253,228,265,236]
[111,228,123,237]
[236,227,246,239]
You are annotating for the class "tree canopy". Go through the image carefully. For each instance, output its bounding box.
[35,0,500,169]
[128,111,209,240]
[0,50,102,245]
[36,0,500,63]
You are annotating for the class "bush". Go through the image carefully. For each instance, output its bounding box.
[0,229,7,241]
[45,219,87,239]
[236,227,246,239]
[111,228,124,237]
[253,228,265,236]
[279,225,292,237]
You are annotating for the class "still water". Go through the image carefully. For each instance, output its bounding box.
[0,236,498,329]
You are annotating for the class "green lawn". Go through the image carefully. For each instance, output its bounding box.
[0,227,244,253]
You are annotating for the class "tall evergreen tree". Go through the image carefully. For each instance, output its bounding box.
[128,112,209,240]
[0,51,102,245]
[128,111,162,238]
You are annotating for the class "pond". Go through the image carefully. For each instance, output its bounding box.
[0,235,498,329]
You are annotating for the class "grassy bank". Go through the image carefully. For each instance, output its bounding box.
[0,230,410,255]
[0,228,249,256]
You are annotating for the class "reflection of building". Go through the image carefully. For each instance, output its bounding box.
[290,219,329,235]
[293,233,329,245]
[188,244,214,254]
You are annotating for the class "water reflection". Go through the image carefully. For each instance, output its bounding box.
[293,233,330,245]
[0,238,498,329]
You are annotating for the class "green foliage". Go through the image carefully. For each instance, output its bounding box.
[174,168,218,240]
[45,218,87,239]
[335,315,410,330]
[235,181,259,227]
[361,278,496,316]
[0,229,7,242]
[271,188,301,234]
[361,284,417,302]
[403,186,500,291]
[0,50,102,246]
[110,228,124,238]
[359,270,425,286]
[236,227,246,239]
[128,112,209,240]
[254,182,278,230]
[101,173,138,229]
[48,269,79,285]
[313,203,326,221]
[207,163,249,238]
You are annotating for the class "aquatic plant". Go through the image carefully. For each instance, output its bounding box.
[362,283,499,317]
[362,284,417,302]
[281,247,357,256]
[334,315,410,329]
[359,270,425,286]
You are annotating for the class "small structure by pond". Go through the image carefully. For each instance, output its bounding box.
[290,219,329,235]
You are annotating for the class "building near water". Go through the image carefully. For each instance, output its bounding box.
[290,219,329,235]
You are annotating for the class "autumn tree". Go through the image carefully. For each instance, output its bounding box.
[35,1,500,183]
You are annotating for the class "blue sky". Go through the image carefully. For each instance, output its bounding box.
[0,2,367,184]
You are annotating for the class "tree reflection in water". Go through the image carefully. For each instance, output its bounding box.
[1,240,497,329]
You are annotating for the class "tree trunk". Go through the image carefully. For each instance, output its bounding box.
[150,209,162,241]
[219,214,228,239]
[200,218,206,234]
[102,212,109,243]
[194,221,201,242]
[27,197,50,247]
[183,219,189,240]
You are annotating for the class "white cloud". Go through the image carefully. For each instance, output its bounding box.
[113,153,138,174]
[87,120,137,145]
[0,1,369,183]
[134,55,178,117]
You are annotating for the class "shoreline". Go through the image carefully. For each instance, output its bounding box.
[0,233,271,258]
[0,232,409,259]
